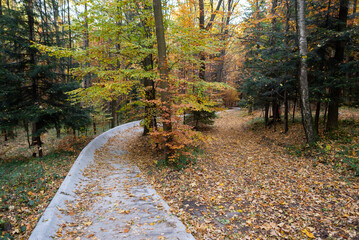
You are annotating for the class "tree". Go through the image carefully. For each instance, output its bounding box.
[153,0,172,159]
[326,0,349,131]
[296,0,317,143]
[0,0,90,155]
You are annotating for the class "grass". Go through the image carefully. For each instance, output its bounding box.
[0,151,73,239]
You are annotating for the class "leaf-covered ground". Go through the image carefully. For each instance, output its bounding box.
[126,109,359,239]
[0,132,93,240]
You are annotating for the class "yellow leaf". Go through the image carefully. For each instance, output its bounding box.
[84,221,92,226]
[302,229,315,239]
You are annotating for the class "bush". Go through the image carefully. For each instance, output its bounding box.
[184,110,217,130]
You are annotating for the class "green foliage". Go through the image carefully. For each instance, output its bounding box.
[286,117,359,177]
[0,0,88,143]
[240,0,359,129]
[0,131,91,238]
[338,144,359,176]
[0,151,73,210]
[184,110,218,129]
[156,147,203,170]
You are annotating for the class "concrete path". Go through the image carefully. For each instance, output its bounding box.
[30,122,195,240]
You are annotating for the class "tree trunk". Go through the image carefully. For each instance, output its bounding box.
[323,102,328,127]
[153,0,172,160]
[326,0,349,131]
[111,100,117,128]
[92,117,97,135]
[292,95,297,122]
[51,0,65,83]
[143,53,156,136]
[248,104,253,114]
[83,1,91,88]
[26,0,43,156]
[326,0,332,27]
[24,121,31,148]
[296,0,316,143]
[67,0,72,83]
[353,0,357,14]
[314,101,321,134]
[141,3,156,136]
[56,123,61,138]
[272,99,278,131]
[265,102,270,127]
[215,0,234,82]
[2,130,7,141]
[199,0,205,81]
[198,0,223,81]
[32,123,43,157]
[284,0,290,133]
[284,90,289,133]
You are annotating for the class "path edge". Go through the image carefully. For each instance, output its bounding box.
[29,121,140,239]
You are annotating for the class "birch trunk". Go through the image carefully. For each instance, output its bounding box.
[296,0,316,143]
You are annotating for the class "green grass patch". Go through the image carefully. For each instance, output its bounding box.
[0,150,77,238]
[286,119,359,178]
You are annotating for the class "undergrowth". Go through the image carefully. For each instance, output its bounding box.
[246,109,359,178]
[287,119,359,178]
[0,136,92,239]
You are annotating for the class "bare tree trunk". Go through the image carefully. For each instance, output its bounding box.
[199,0,205,81]
[284,0,290,133]
[215,0,234,82]
[198,0,223,81]
[55,123,61,138]
[272,99,278,131]
[26,0,43,157]
[292,94,297,122]
[83,1,90,88]
[296,0,316,143]
[111,100,117,128]
[315,101,320,134]
[67,0,72,83]
[141,3,156,136]
[32,123,43,157]
[323,102,328,127]
[284,90,289,133]
[24,121,31,148]
[143,53,156,135]
[92,116,97,135]
[326,0,332,26]
[153,0,172,160]
[265,102,270,127]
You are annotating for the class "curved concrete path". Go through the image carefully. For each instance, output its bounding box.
[30,121,195,240]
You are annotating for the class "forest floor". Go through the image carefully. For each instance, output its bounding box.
[1,108,358,239]
[124,108,359,240]
[0,130,94,239]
